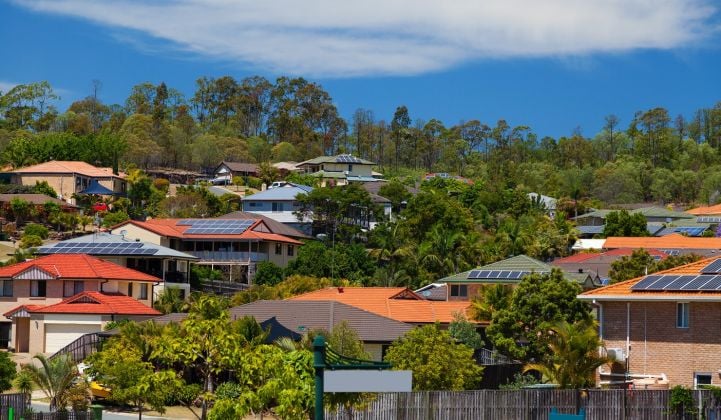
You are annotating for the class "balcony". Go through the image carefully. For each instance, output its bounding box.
[164,271,189,284]
[187,251,268,263]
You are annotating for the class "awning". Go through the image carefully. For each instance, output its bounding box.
[80,180,117,195]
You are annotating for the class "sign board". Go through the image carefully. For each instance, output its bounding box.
[324,370,412,392]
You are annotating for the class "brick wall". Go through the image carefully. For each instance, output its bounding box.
[601,300,721,387]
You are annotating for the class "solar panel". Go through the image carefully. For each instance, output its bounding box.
[682,275,716,290]
[630,275,663,290]
[702,259,721,274]
[698,216,721,223]
[181,219,254,234]
[665,275,697,290]
[700,276,721,290]
[467,270,481,279]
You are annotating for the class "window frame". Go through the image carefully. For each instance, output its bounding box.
[450,284,468,298]
[677,302,690,329]
[287,245,294,257]
[0,280,12,297]
[275,243,283,255]
[31,280,47,298]
[64,281,84,297]
[127,283,134,298]
[140,283,148,300]
[695,372,713,389]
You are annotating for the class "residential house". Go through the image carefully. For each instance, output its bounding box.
[603,234,721,257]
[578,256,721,388]
[10,161,127,204]
[551,249,669,280]
[574,207,697,238]
[213,161,259,184]
[230,300,412,361]
[438,255,601,302]
[37,232,197,299]
[296,154,378,186]
[528,193,557,218]
[0,254,160,352]
[241,183,314,234]
[5,291,159,354]
[110,216,304,283]
[288,287,472,326]
[687,204,721,224]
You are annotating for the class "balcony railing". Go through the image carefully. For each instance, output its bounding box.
[186,251,268,262]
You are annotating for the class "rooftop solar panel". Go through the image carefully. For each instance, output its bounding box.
[467,270,480,279]
[665,275,697,290]
[702,259,721,274]
[699,276,721,290]
[630,275,662,290]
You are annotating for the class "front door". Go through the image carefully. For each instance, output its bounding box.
[0,322,10,349]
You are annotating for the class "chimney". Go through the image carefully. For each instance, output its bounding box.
[337,287,344,293]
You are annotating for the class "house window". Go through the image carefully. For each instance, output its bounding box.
[64,281,84,297]
[677,302,690,328]
[30,280,46,297]
[0,281,12,297]
[127,283,134,298]
[695,373,713,388]
[275,243,282,255]
[248,202,257,207]
[272,202,280,212]
[450,284,468,298]
[140,284,148,300]
[348,164,353,172]
[287,245,294,256]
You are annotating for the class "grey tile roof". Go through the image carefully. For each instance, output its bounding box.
[37,232,198,259]
[230,300,412,342]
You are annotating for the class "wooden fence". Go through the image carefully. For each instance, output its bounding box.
[324,389,721,420]
[0,393,27,420]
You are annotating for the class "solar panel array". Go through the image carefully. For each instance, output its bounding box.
[335,154,362,164]
[702,259,721,274]
[631,274,721,291]
[674,227,707,237]
[466,270,540,280]
[178,219,254,234]
[40,242,158,255]
[698,216,721,223]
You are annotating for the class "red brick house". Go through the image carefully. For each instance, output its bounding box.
[579,256,721,388]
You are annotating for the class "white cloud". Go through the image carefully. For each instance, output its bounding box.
[13,0,718,77]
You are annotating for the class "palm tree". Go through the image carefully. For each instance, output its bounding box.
[523,319,611,389]
[368,222,416,285]
[419,226,466,277]
[469,284,513,322]
[14,371,33,407]
[22,354,78,411]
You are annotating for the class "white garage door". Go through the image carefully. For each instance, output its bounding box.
[45,324,102,354]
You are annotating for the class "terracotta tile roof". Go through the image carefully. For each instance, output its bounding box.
[288,287,471,324]
[6,292,160,316]
[603,234,721,250]
[0,254,160,282]
[553,249,668,264]
[116,219,303,244]
[12,161,125,179]
[687,204,721,216]
[579,255,721,300]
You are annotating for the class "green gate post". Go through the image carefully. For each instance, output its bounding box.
[7,406,13,420]
[313,335,326,420]
[90,404,104,420]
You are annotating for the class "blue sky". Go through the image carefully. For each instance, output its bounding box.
[2,0,721,138]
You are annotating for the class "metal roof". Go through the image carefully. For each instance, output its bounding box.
[38,233,198,259]
[241,185,313,202]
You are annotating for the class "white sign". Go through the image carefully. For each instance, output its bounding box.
[324,370,412,392]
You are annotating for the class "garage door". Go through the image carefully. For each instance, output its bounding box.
[45,324,102,354]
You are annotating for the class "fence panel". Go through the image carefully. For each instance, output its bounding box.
[325,389,721,420]
[0,393,27,420]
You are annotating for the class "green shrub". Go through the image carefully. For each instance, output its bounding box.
[164,382,202,406]
[20,234,42,249]
[23,223,49,239]
[214,381,243,400]
[101,211,130,228]
[246,176,263,189]
[254,261,284,286]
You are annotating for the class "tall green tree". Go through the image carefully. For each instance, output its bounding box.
[385,324,483,391]
[486,270,592,362]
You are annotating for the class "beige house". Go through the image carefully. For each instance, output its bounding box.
[10,161,127,204]
[579,256,721,388]
[0,254,161,353]
[296,154,378,186]
[111,216,305,283]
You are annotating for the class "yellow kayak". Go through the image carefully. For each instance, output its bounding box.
[89,381,111,399]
